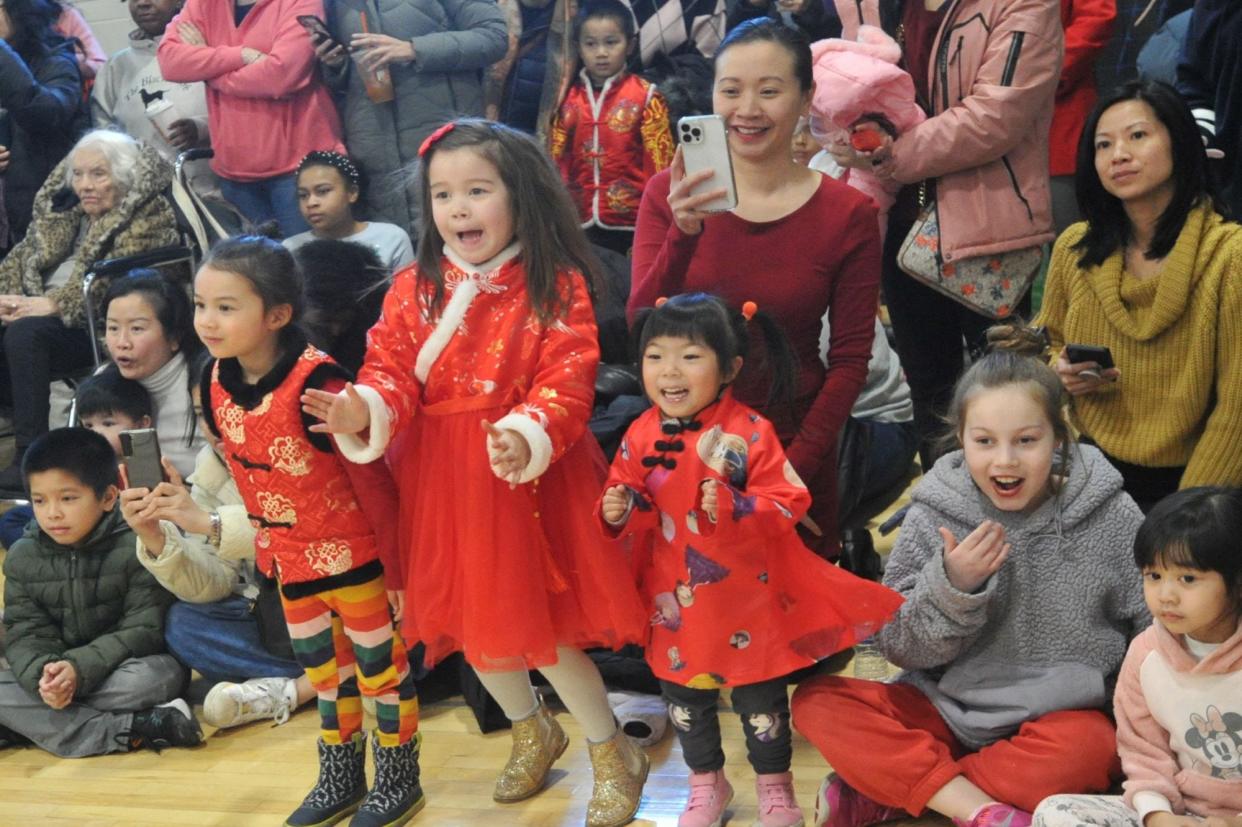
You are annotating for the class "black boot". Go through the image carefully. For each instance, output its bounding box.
[284,731,368,827]
[839,529,883,581]
[118,699,204,752]
[351,731,426,827]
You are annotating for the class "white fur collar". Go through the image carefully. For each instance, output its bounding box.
[442,241,521,276]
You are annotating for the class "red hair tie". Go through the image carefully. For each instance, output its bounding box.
[419,123,455,158]
[655,296,669,307]
[741,301,757,321]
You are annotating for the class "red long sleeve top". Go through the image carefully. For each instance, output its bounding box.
[629,170,881,481]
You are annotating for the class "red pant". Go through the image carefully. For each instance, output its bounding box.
[791,676,1121,814]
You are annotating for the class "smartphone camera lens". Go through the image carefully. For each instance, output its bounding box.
[691,128,702,140]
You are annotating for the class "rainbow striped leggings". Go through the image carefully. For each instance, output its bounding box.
[281,575,419,747]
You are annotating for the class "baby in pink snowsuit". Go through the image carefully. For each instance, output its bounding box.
[809,24,925,241]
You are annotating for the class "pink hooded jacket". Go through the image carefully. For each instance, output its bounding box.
[834,0,1062,262]
[810,26,925,232]
[1114,621,1242,821]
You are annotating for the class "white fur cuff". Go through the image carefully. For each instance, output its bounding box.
[494,412,553,483]
[332,384,392,464]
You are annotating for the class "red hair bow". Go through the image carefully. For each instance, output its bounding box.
[419,123,455,158]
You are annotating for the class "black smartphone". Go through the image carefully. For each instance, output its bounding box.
[1065,343,1115,379]
[297,15,340,47]
[120,428,164,491]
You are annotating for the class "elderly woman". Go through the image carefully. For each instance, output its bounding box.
[0,129,178,493]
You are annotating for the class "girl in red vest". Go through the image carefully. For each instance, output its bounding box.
[548,0,674,256]
[301,119,650,827]
[193,236,422,827]
[599,293,903,827]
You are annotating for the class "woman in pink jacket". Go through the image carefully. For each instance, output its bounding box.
[157,0,343,236]
[827,0,1063,471]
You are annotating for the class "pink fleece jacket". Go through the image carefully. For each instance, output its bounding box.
[156,0,343,182]
[1115,621,1242,821]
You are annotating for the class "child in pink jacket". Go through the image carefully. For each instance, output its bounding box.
[1033,487,1242,827]
[157,0,343,236]
[808,24,924,241]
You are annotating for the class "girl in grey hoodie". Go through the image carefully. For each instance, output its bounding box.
[792,324,1150,827]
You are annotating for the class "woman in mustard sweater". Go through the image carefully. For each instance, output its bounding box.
[1037,80,1242,511]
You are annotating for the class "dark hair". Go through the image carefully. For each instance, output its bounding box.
[75,366,153,423]
[1134,486,1242,600]
[297,150,362,190]
[23,427,119,497]
[293,239,389,373]
[714,18,813,92]
[102,269,201,446]
[942,322,1073,478]
[415,119,598,324]
[5,0,64,62]
[1073,80,1225,269]
[201,235,305,325]
[573,0,636,45]
[634,293,797,413]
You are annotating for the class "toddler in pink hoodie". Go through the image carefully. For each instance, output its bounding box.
[808,24,924,241]
[1033,486,1242,827]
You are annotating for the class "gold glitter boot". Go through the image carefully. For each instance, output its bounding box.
[585,729,649,827]
[493,700,569,803]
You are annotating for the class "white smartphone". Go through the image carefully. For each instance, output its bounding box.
[677,115,738,213]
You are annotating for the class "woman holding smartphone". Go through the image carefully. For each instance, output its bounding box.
[630,18,882,559]
[1036,80,1242,511]
[307,0,506,234]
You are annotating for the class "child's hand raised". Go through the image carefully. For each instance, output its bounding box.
[601,485,631,525]
[482,421,531,486]
[700,479,719,522]
[939,520,1010,593]
[301,383,371,434]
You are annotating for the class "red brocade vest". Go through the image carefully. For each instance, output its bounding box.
[549,71,674,229]
[210,347,381,585]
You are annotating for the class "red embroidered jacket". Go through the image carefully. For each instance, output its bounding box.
[549,71,674,230]
[209,345,400,587]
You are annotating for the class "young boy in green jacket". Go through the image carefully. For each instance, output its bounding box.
[0,428,202,757]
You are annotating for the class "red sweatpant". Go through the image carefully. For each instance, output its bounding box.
[791,676,1121,814]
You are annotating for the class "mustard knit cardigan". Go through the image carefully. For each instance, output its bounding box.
[1037,203,1242,487]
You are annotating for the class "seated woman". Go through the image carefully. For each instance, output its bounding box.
[1035,80,1242,512]
[101,271,204,477]
[120,358,313,731]
[0,129,178,494]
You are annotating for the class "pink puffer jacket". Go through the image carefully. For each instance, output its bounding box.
[835,0,1063,263]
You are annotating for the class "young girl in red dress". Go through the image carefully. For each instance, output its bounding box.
[192,237,421,827]
[599,293,903,827]
[302,119,650,827]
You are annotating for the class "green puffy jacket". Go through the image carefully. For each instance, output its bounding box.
[2,507,173,698]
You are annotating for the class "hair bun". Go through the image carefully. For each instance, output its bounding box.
[984,320,1049,359]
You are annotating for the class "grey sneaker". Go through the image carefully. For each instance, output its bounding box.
[203,677,297,728]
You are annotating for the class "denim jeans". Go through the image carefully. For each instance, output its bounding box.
[164,596,304,684]
[218,173,309,238]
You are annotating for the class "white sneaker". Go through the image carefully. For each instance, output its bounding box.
[202,677,297,728]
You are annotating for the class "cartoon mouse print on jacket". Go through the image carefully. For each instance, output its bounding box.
[1186,706,1242,779]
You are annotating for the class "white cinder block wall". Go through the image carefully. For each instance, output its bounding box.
[71,0,138,58]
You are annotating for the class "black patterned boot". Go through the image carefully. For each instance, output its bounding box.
[351,731,426,826]
[284,731,368,827]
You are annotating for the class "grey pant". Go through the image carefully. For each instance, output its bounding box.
[1033,794,1142,827]
[0,655,186,757]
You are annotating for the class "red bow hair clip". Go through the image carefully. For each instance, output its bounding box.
[655,296,669,308]
[741,301,757,321]
[419,123,455,158]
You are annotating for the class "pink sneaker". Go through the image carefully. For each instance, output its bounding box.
[756,772,805,826]
[679,770,734,827]
[813,773,905,827]
[953,803,1033,827]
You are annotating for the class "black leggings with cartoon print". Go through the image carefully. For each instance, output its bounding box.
[661,677,791,774]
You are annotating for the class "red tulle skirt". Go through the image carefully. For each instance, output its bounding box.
[397,396,647,672]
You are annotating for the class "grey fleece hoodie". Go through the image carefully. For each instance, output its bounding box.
[878,443,1151,749]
